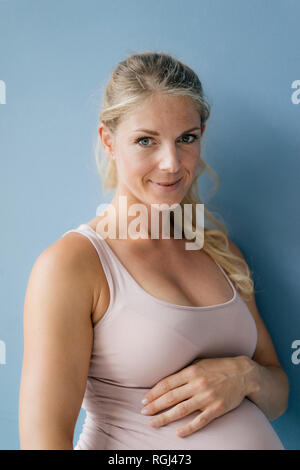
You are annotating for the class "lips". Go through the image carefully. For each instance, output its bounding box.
[151,177,183,186]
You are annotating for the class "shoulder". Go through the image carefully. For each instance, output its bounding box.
[226,237,252,277]
[46,231,99,278]
[227,238,246,260]
[34,230,102,314]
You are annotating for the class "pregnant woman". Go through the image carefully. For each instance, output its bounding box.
[19,51,289,450]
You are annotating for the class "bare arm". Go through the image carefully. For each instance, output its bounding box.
[238,355,289,421]
[19,235,97,449]
[228,240,290,420]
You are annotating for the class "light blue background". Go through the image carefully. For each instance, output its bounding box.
[0,0,299,450]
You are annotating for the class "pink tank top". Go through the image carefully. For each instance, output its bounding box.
[61,223,284,450]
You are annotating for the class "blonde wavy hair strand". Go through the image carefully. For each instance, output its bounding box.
[93,50,254,301]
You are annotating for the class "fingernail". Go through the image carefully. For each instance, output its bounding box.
[141,398,149,405]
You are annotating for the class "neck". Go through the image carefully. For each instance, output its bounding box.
[104,192,183,241]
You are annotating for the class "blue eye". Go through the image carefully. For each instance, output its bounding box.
[136,137,153,147]
[135,134,199,147]
[181,134,198,144]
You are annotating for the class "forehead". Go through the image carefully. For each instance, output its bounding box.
[118,94,200,132]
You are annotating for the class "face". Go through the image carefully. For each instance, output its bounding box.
[99,93,206,213]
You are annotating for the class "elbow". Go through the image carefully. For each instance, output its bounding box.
[19,425,74,450]
[269,404,288,422]
[280,369,290,416]
[19,407,75,449]
[269,368,290,421]
[20,437,74,450]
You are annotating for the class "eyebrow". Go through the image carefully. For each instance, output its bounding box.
[132,126,201,135]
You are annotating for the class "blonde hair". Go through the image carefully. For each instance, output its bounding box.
[94,50,255,301]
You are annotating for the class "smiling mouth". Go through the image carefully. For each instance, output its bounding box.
[150,177,183,186]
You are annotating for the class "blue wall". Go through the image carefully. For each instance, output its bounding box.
[0,0,299,450]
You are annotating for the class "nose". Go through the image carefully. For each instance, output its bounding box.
[157,143,181,173]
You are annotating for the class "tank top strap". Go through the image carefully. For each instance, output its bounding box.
[60,224,129,310]
[213,259,237,299]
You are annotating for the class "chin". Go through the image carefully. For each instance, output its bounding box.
[149,196,184,209]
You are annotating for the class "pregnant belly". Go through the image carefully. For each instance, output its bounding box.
[74,382,284,450]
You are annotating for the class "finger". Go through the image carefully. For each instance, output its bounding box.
[149,395,199,428]
[176,402,224,438]
[143,382,193,416]
[144,384,216,417]
[142,366,193,405]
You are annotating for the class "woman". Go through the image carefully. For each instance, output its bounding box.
[19,51,289,450]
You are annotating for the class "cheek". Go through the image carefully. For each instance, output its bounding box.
[183,153,200,172]
[117,153,153,183]
[121,152,152,174]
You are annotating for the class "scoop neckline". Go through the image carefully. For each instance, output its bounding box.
[80,223,237,311]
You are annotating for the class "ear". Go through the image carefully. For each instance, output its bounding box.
[98,123,115,160]
[201,123,206,135]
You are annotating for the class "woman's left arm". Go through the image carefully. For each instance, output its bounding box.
[140,241,289,436]
[226,239,290,421]
[240,355,289,421]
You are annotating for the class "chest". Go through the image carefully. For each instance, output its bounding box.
[93,236,235,324]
